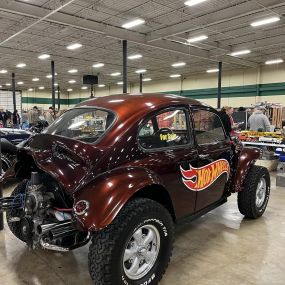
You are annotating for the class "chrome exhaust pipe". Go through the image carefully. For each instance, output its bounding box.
[48,227,78,241]
[36,223,59,235]
[37,221,74,236]
[37,221,78,240]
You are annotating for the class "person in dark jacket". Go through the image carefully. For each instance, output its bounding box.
[0,107,8,127]
[13,109,21,129]
[219,106,238,137]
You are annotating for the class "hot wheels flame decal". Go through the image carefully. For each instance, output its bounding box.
[180,159,230,191]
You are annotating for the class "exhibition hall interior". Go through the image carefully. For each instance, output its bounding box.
[0,0,285,284]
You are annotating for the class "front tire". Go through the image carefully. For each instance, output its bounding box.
[88,198,174,285]
[238,165,270,219]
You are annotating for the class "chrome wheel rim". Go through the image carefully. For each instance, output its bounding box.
[123,224,160,280]
[256,177,267,208]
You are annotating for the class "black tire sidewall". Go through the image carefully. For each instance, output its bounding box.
[114,207,173,285]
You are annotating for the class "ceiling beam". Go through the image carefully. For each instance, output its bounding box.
[0,0,257,68]
[146,0,285,42]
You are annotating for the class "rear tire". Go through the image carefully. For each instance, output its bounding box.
[88,198,174,285]
[6,180,28,242]
[238,165,270,219]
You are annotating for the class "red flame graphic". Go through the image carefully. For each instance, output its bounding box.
[180,159,230,191]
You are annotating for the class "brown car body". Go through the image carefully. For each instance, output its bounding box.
[1,93,260,231]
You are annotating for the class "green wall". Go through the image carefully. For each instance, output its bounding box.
[21,97,86,105]
[163,82,285,99]
[21,82,285,105]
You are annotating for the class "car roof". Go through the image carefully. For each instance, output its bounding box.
[76,93,204,119]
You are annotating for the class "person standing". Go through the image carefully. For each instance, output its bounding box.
[248,106,271,132]
[44,106,55,125]
[28,106,39,127]
[219,106,238,137]
[21,110,29,129]
[0,107,8,128]
[12,110,21,129]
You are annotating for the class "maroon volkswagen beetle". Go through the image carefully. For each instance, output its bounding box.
[0,93,270,285]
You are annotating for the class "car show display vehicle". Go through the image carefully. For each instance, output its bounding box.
[0,94,271,285]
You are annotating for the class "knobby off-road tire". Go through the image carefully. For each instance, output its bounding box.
[88,198,174,285]
[238,165,270,219]
[6,180,28,242]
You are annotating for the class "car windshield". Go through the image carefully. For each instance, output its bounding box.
[44,108,115,143]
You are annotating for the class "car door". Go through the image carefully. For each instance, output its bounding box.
[191,107,232,211]
[137,106,199,219]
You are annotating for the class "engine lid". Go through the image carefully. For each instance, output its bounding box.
[25,134,107,194]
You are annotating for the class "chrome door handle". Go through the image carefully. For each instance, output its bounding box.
[199,154,209,159]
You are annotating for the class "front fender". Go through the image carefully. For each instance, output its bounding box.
[233,147,261,192]
[73,166,165,231]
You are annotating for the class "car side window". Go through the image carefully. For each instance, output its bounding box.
[192,109,226,144]
[138,108,190,149]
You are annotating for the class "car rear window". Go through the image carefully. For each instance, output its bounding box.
[44,108,115,143]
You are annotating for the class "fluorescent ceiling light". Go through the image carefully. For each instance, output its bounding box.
[68,80,76,84]
[67,43,82,50]
[68,69,78,73]
[0,69,7,73]
[117,81,123,85]
[46,73,57,78]
[142,78,152,82]
[185,0,207,6]
[81,86,88,90]
[93,63,104,68]
[172,62,186,67]
[128,54,143,60]
[17,81,24,85]
[229,49,251,56]
[39,86,45,90]
[110,72,121,76]
[32,77,39,81]
[38,54,50,60]
[122,19,145,29]
[6,83,11,86]
[207,68,219,73]
[54,83,58,86]
[136,69,147,74]
[170,74,181,78]
[28,88,33,91]
[67,88,73,92]
[265,59,283,65]
[98,84,106,87]
[187,35,208,43]
[251,17,280,27]
[16,63,26,68]
[0,85,2,88]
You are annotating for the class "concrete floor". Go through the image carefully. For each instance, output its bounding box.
[0,173,284,285]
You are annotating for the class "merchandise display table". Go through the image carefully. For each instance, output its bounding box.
[242,141,285,148]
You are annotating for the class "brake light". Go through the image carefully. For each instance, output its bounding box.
[73,200,89,216]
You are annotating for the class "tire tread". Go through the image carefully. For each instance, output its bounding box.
[88,198,174,285]
[237,165,270,218]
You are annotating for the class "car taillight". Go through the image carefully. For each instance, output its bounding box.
[73,200,89,216]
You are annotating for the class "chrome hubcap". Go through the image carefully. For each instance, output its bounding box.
[256,177,267,208]
[123,224,160,280]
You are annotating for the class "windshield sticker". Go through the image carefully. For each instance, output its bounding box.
[180,159,230,191]
[160,133,177,141]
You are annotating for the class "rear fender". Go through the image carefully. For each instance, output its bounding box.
[233,147,261,192]
[73,167,166,231]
